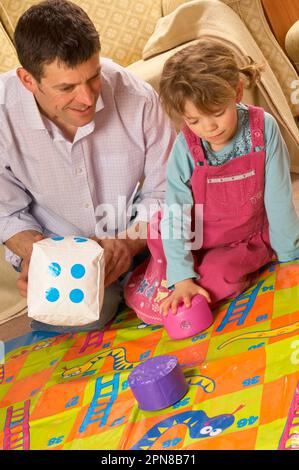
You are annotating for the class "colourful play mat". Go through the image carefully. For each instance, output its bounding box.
[1,260,299,450]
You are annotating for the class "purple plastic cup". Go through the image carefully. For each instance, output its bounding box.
[128,355,188,411]
[163,294,213,340]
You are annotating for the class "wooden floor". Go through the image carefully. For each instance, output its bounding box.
[1,174,299,343]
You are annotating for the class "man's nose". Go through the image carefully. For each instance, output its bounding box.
[76,84,94,106]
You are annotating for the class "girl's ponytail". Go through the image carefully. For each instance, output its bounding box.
[239,57,264,88]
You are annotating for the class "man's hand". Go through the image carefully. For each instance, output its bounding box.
[97,238,134,286]
[95,221,148,286]
[160,278,211,317]
[16,233,44,297]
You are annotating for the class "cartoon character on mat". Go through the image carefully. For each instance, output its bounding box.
[131,405,244,449]
[218,321,299,349]
[61,347,136,379]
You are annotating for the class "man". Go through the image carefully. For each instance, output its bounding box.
[0,0,176,332]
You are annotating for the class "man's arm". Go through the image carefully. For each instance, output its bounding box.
[4,230,43,260]
[0,162,44,263]
[132,87,177,224]
[4,230,44,297]
[95,86,175,286]
[95,221,148,287]
[0,159,44,295]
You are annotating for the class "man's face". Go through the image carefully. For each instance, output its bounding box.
[32,53,102,128]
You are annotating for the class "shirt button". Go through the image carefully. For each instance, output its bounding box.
[85,203,90,208]
[76,168,83,175]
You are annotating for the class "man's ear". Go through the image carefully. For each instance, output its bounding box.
[235,80,244,103]
[16,67,38,93]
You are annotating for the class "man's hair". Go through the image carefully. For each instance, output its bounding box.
[14,0,101,81]
[159,40,263,119]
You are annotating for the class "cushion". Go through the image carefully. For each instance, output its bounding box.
[0,0,163,66]
[285,20,299,72]
[0,22,18,74]
[221,0,299,117]
[162,0,190,15]
[140,0,299,156]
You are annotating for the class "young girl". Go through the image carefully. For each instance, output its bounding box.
[124,40,299,325]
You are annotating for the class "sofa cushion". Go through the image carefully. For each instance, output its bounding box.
[136,0,299,169]
[0,0,162,67]
[221,0,299,117]
[0,22,18,74]
[156,0,299,117]
[162,0,190,15]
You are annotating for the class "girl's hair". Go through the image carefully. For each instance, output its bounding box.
[159,40,263,119]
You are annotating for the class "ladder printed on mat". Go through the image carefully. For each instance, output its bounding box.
[79,373,120,433]
[279,382,299,450]
[79,331,105,354]
[216,281,264,332]
[0,364,4,384]
[3,400,30,450]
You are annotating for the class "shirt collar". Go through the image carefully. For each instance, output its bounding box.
[20,83,47,130]
[96,93,104,112]
[20,81,105,132]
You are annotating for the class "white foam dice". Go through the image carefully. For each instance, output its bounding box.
[27,236,105,326]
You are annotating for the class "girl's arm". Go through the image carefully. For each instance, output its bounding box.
[264,112,299,261]
[160,133,199,288]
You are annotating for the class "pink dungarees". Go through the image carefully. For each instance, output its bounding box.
[124,105,273,324]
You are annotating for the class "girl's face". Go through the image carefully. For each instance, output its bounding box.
[183,82,243,152]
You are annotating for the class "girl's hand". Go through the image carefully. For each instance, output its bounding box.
[160,278,211,317]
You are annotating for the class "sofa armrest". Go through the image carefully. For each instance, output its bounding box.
[285,21,299,73]
[222,0,299,118]
[0,20,18,73]
[127,0,299,171]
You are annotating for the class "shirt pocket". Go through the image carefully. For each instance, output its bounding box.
[205,169,261,217]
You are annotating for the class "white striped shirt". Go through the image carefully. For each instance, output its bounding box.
[0,58,176,266]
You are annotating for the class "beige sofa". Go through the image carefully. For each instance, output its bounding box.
[1,0,298,158]
[0,0,299,326]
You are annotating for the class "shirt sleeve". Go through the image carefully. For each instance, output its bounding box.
[0,154,43,264]
[132,88,177,223]
[160,133,199,288]
[264,112,299,261]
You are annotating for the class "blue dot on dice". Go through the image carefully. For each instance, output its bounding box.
[74,237,88,243]
[71,264,85,279]
[69,289,84,303]
[46,287,60,302]
[45,238,87,305]
[48,262,61,277]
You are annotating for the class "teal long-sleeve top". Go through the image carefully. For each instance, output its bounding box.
[161,104,299,288]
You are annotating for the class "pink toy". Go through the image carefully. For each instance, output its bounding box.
[163,294,213,340]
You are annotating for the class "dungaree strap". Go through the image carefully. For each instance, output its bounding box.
[182,125,206,166]
[248,105,265,149]
[182,105,265,162]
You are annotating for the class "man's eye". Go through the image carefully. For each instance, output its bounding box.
[61,86,74,92]
[91,74,100,81]
[189,121,198,125]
